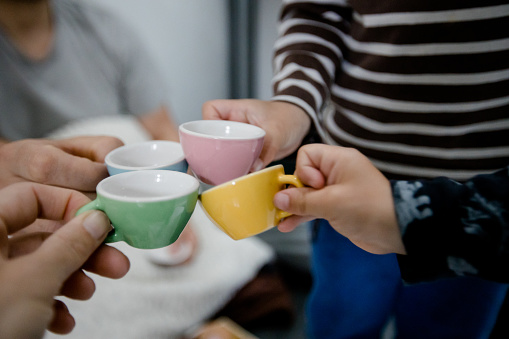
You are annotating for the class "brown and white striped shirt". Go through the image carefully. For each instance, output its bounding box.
[272,0,509,181]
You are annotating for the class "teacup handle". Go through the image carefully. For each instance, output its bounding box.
[276,174,304,221]
[76,200,120,243]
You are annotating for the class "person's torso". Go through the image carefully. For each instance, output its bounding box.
[0,0,127,140]
[325,0,509,180]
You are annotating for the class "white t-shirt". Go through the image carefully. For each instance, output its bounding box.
[0,0,169,140]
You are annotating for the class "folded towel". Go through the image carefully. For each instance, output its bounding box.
[47,115,152,144]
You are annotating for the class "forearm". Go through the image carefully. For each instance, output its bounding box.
[138,106,180,142]
[392,166,509,283]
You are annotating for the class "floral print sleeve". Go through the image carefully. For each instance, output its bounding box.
[392,167,509,284]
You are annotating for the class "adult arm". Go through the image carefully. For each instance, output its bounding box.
[138,105,180,142]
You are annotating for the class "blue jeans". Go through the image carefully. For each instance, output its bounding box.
[306,220,508,339]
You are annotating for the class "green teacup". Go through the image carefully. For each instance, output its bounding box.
[77,170,199,249]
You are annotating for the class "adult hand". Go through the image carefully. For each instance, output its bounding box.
[0,136,123,197]
[202,99,311,170]
[273,144,406,255]
[0,183,130,339]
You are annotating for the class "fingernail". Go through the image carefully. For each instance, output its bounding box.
[82,211,112,240]
[274,192,290,210]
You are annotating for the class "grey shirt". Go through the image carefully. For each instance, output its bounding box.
[0,0,168,140]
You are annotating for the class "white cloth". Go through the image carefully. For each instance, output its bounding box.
[47,115,152,145]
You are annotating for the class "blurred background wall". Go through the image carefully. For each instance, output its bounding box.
[83,0,280,123]
[84,0,230,123]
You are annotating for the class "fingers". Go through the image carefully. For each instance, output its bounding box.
[202,100,228,120]
[13,219,65,237]
[33,210,112,283]
[22,142,109,192]
[277,215,314,233]
[257,132,280,168]
[7,232,50,258]
[16,137,120,191]
[202,99,258,123]
[294,144,339,186]
[202,99,313,170]
[54,136,124,163]
[60,270,96,300]
[1,137,121,192]
[0,183,90,235]
[275,186,314,216]
[274,185,336,222]
[4,184,129,279]
[47,300,75,335]
[82,245,130,279]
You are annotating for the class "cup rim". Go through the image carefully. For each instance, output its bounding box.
[201,164,283,195]
[105,141,185,171]
[97,170,199,202]
[179,120,266,140]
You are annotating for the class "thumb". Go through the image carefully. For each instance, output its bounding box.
[274,186,318,216]
[34,211,112,282]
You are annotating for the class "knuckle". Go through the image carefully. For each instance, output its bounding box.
[342,147,361,159]
[202,101,212,110]
[292,189,308,215]
[103,136,124,149]
[94,135,124,151]
[53,231,92,265]
[87,136,124,162]
[26,148,57,184]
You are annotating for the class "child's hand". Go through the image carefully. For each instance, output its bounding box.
[274,144,406,255]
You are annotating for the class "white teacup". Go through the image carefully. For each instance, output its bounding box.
[105,140,187,176]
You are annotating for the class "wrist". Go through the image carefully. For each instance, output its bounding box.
[270,101,311,143]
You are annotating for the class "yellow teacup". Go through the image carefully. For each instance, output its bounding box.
[200,164,303,240]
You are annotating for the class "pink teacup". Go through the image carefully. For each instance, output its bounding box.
[179,120,265,186]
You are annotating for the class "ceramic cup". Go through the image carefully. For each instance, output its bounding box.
[179,120,265,186]
[77,170,199,249]
[200,164,303,240]
[105,140,187,176]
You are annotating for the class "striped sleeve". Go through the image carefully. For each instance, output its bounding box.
[272,0,509,181]
[272,0,349,141]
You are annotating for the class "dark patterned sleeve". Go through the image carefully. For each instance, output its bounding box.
[391,166,509,283]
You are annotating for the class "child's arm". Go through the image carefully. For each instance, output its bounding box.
[274,144,509,282]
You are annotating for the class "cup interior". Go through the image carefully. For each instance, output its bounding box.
[179,120,265,140]
[105,141,185,170]
[98,170,199,202]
